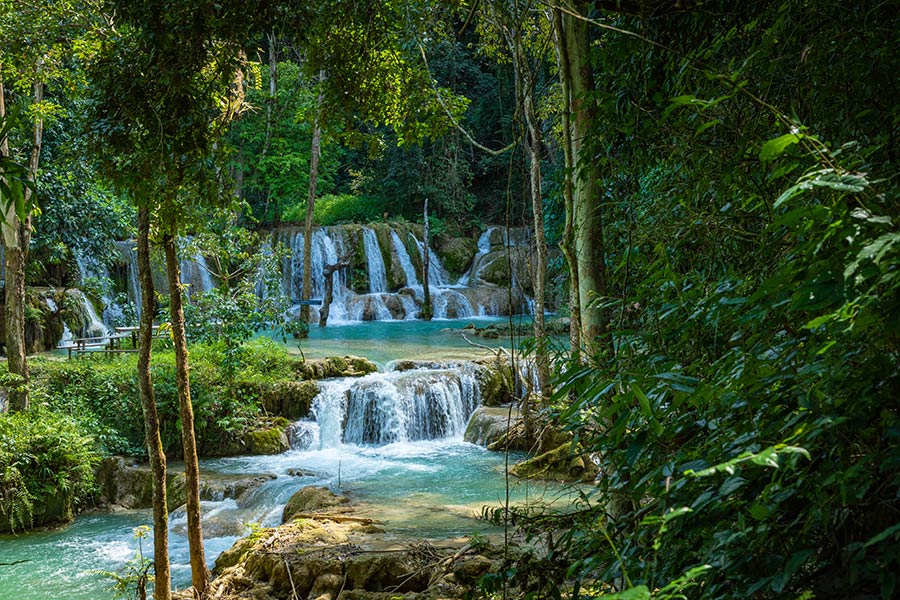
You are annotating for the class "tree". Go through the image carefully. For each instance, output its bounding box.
[552,0,610,361]
[135,205,171,600]
[0,0,103,411]
[476,0,552,395]
[87,1,280,593]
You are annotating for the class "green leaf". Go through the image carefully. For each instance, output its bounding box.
[597,585,651,600]
[863,521,900,548]
[759,133,805,161]
[695,119,722,136]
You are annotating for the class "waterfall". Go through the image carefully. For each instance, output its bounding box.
[415,237,449,287]
[458,227,496,286]
[117,241,142,317]
[72,290,109,337]
[180,252,215,296]
[294,367,482,449]
[391,230,419,287]
[45,297,74,347]
[362,228,388,293]
[283,228,350,322]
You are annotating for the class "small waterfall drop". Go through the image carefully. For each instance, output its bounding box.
[45,297,74,347]
[391,230,419,287]
[293,367,481,449]
[459,227,496,286]
[362,228,388,294]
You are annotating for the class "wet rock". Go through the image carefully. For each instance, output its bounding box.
[245,379,318,420]
[509,442,598,483]
[95,456,276,510]
[245,418,291,455]
[94,456,187,511]
[383,294,407,319]
[297,355,378,379]
[436,236,477,276]
[282,486,351,523]
[463,406,521,447]
[287,468,331,479]
[200,473,276,504]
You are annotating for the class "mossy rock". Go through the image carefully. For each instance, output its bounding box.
[282,486,350,523]
[244,418,291,455]
[478,254,511,287]
[297,355,377,379]
[509,442,597,483]
[472,359,514,406]
[93,456,187,510]
[436,236,477,276]
[256,380,319,420]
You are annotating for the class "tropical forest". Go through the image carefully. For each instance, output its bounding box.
[0,1,898,599]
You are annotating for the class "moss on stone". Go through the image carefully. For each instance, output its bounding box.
[509,442,598,483]
[436,237,477,276]
[244,419,290,455]
[282,486,351,523]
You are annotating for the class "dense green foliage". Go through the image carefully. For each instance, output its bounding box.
[0,404,99,531]
[492,1,900,598]
[30,341,303,458]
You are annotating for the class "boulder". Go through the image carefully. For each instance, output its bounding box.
[509,442,598,483]
[463,406,521,448]
[282,486,351,523]
[436,236,477,276]
[94,456,276,510]
[245,418,291,455]
[297,355,378,379]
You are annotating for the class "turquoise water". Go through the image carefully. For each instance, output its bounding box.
[3,318,570,600]
[277,316,535,366]
[0,440,572,600]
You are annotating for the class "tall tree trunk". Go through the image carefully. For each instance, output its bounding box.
[421,198,433,321]
[552,7,583,362]
[1,71,41,412]
[557,2,609,361]
[301,71,325,326]
[508,24,551,398]
[162,235,209,595]
[136,206,171,600]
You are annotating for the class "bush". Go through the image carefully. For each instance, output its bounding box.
[282,193,391,225]
[0,407,100,531]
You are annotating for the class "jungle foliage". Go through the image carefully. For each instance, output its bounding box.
[491,1,900,598]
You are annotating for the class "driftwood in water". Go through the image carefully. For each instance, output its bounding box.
[319,256,351,327]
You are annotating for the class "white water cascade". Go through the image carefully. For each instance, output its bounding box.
[391,230,419,287]
[458,227,496,286]
[44,297,74,347]
[293,367,482,449]
[362,228,388,293]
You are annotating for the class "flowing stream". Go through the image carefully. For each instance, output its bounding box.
[1,318,565,600]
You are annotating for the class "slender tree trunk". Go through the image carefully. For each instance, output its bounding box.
[1,71,41,412]
[162,235,209,595]
[556,4,608,360]
[552,7,582,361]
[136,206,171,600]
[301,71,325,326]
[508,25,551,398]
[421,198,433,320]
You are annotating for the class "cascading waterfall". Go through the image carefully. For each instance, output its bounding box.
[44,297,74,346]
[102,224,534,326]
[391,230,419,287]
[362,228,388,293]
[293,367,481,449]
[458,227,496,286]
[180,252,216,296]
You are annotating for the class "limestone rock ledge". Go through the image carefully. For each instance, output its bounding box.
[182,486,509,600]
